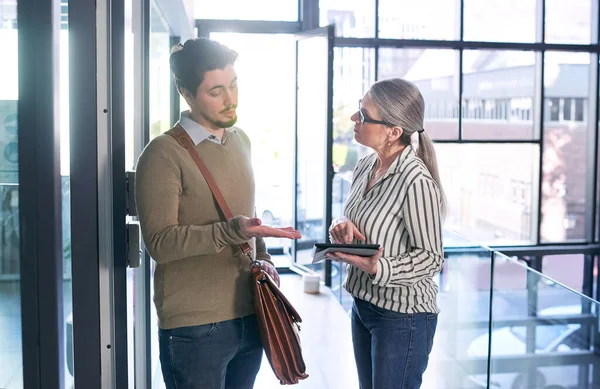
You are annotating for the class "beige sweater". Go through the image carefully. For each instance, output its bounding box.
[135,126,271,329]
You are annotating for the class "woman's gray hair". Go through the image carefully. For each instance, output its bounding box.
[365,78,447,217]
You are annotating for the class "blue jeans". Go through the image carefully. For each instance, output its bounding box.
[351,297,438,389]
[159,314,263,389]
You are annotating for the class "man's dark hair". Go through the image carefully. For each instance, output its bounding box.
[169,38,238,96]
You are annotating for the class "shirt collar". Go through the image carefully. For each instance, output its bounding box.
[178,110,238,145]
[374,145,416,180]
[393,145,417,174]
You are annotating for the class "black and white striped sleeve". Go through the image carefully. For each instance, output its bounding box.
[371,176,444,287]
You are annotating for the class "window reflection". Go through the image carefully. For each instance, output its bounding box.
[541,52,590,242]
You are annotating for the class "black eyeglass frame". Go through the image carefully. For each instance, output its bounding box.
[358,100,393,126]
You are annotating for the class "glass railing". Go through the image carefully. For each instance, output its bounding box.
[486,251,600,389]
[425,237,494,388]
[330,229,600,389]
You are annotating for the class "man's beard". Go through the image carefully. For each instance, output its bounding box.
[210,115,238,129]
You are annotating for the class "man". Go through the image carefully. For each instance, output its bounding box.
[135,38,301,389]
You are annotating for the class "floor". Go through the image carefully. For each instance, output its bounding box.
[149,274,358,389]
[148,274,473,389]
[0,265,596,389]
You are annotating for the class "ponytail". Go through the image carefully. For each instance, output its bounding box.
[417,131,447,218]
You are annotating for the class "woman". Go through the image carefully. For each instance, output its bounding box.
[327,78,446,389]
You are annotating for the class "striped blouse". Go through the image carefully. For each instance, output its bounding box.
[334,145,444,314]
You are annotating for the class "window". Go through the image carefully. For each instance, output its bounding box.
[541,254,585,292]
[462,50,536,140]
[378,0,459,40]
[0,1,22,388]
[463,0,536,42]
[320,0,375,38]
[331,47,375,213]
[541,53,590,242]
[545,0,593,44]
[511,97,533,121]
[563,98,573,121]
[194,0,298,21]
[149,3,172,140]
[546,98,560,122]
[494,99,509,120]
[210,33,297,264]
[438,144,539,245]
[378,48,460,140]
[327,0,599,248]
[574,98,584,121]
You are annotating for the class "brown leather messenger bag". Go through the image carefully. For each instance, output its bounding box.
[168,126,309,385]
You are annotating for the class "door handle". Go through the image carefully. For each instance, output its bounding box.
[127,221,141,268]
[126,170,137,216]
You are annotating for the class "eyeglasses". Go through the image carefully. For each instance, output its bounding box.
[358,100,392,126]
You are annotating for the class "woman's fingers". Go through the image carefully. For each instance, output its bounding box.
[344,223,353,243]
[353,226,366,241]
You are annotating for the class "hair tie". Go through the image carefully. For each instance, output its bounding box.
[418,128,425,133]
[170,42,184,54]
[410,130,420,150]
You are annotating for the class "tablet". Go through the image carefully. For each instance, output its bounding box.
[312,243,380,263]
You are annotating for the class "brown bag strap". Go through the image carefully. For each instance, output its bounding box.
[168,125,253,257]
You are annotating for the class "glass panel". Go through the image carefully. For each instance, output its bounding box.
[541,254,585,293]
[149,3,170,386]
[545,0,593,44]
[125,0,135,387]
[149,2,171,140]
[541,52,590,242]
[378,0,459,40]
[59,2,73,387]
[210,32,296,267]
[379,48,460,140]
[194,0,298,21]
[330,47,374,304]
[437,144,539,245]
[331,47,374,221]
[463,0,536,42]
[0,1,22,387]
[125,0,135,172]
[490,253,600,389]
[320,0,375,38]
[295,32,329,270]
[427,237,493,388]
[462,50,537,140]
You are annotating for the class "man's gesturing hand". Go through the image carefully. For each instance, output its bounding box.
[238,217,302,240]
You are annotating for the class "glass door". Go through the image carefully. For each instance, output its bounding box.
[207,32,297,268]
[0,2,22,387]
[127,2,174,388]
[292,25,335,282]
